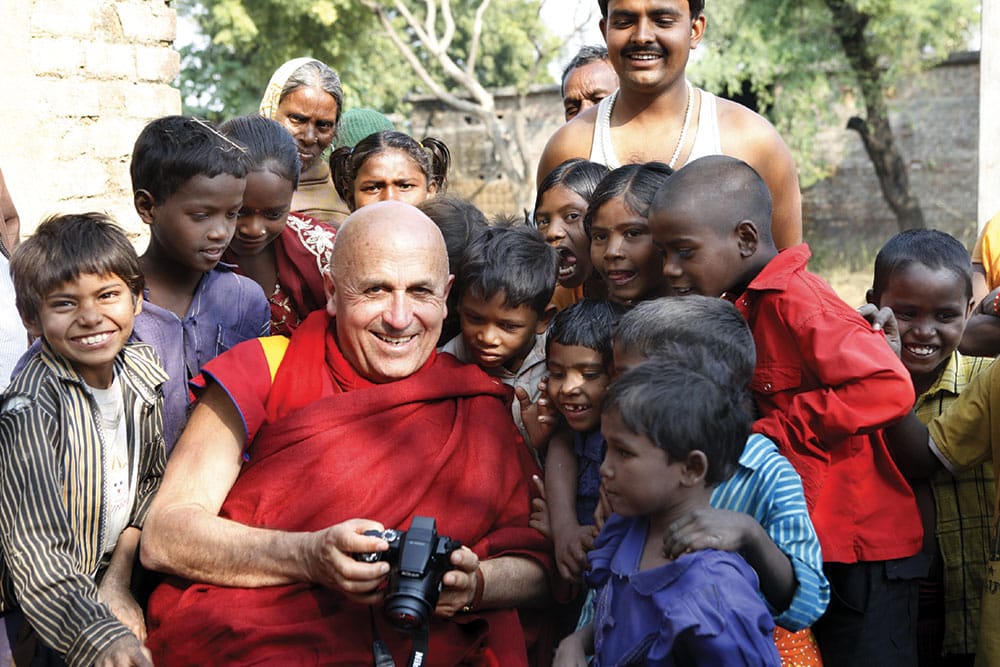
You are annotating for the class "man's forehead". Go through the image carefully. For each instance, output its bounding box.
[607,0,688,15]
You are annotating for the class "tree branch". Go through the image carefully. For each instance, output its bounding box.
[465,0,492,78]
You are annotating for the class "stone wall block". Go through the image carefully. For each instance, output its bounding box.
[30,38,85,76]
[54,158,110,198]
[30,2,99,37]
[114,2,176,43]
[35,79,102,117]
[85,42,136,80]
[135,45,180,82]
[124,83,181,119]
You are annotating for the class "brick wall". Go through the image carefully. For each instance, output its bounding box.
[0,0,180,241]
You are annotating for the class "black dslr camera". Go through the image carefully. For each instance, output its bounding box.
[356,516,461,630]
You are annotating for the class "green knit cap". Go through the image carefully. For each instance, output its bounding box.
[333,108,396,149]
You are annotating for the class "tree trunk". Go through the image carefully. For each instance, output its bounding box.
[824,0,925,230]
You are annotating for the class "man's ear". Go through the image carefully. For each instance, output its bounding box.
[323,270,337,317]
[690,14,706,49]
[965,296,976,320]
[134,190,156,225]
[680,450,709,486]
[133,291,143,317]
[536,304,558,334]
[442,274,455,317]
[427,181,439,196]
[599,17,607,41]
[865,288,878,307]
[734,220,759,258]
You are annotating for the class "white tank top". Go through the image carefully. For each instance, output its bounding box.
[589,85,722,169]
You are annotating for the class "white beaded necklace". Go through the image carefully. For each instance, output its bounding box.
[599,79,694,169]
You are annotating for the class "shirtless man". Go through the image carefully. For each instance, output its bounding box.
[538,0,802,249]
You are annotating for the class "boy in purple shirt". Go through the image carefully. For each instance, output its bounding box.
[555,361,779,666]
[130,116,270,453]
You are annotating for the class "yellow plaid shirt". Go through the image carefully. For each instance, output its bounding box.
[915,351,994,656]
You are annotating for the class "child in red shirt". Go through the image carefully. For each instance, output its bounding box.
[647,155,919,667]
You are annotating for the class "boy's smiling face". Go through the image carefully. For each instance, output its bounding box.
[546,341,610,433]
[458,291,550,373]
[872,262,973,390]
[649,206,748,298]
[589,196,668,305]
[26,272,141,389]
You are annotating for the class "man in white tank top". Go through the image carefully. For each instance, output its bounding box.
[538,0,803,250]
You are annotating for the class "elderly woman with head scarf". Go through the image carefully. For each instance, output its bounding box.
[260,58,350,226]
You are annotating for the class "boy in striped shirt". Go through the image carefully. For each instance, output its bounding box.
[0,213,165,666]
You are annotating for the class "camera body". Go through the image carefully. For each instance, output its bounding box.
[357,516,461,630]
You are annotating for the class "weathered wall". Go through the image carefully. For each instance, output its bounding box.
[0,0,180,241]
[409,54,981,263]
[803,52,980,269]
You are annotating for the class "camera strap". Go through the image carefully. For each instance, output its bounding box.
[369,608,430,667]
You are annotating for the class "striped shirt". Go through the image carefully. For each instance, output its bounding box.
[710,433,829,631]
[0,341,166,665]
[914,351,993,656]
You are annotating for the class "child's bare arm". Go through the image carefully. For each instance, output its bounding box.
[545,428,593,581]
[98,527,146,641]
[663,508,795,613]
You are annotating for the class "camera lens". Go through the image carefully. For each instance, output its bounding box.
[385,590,432,630]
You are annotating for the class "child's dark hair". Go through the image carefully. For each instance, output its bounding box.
[418,196,489,345]
[11,213,143,324]
[130,116,252,205]
[615,296,755,387]
[598,0,704,18]
[547,298,627,368]
[605,361,746,486]
[533,158,609,228]
[219,114,301,189]
[329,131,450,209]
[584,162,673,236]
[458,223,559,316]
[871,229,973,302]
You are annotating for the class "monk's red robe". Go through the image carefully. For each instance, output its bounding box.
[145,311,549,666]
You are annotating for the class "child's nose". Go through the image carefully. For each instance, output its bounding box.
[545,221,567,243]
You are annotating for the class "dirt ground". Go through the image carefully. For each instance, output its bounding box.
[816,267,872,309]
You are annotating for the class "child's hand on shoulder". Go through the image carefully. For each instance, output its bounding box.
[662,507,757,560]
[857,303,901,357]
[517,376,558,451]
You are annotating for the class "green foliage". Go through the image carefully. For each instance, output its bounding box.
[690,0,978,187]
[177,0,557,120]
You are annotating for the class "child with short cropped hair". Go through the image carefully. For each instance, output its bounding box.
[648,155,918,666]
[555,361,781,665]
[0,213,164,666]
[613,296,828,663]
[441,223,558,451]
[130,115,270,454]
[867,229,992,664]
[542,299,625,587]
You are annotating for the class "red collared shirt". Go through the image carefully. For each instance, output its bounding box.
[732,244,920,563]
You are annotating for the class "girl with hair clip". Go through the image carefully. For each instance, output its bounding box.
[329,130,450,211]
[533,158,610,310]
[219,114,337,337]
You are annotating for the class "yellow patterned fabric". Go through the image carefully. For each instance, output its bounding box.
[916,352,994,656]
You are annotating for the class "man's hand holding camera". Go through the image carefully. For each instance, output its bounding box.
[303,519,391,604]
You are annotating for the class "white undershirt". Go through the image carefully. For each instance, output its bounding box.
[87,375,136,557]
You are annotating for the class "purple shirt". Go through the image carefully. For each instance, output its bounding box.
[586,514,780,667]
[132,266,269,454]
[574,429,605,526]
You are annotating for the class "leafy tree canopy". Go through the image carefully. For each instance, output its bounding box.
[177,0,557,120]
[690,0,979,187]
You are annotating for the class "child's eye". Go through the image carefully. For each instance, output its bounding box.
[226,210,240,220]
[590,231,608,242]
[265,210,287,221]
[677,248,694,259]
[583,372,605,381]
[501,323,524,333]
[624,228,647,239]
[535,217,550,229]
[547,370,566,380]
[617,447,633,458]
[565,211,581,222]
